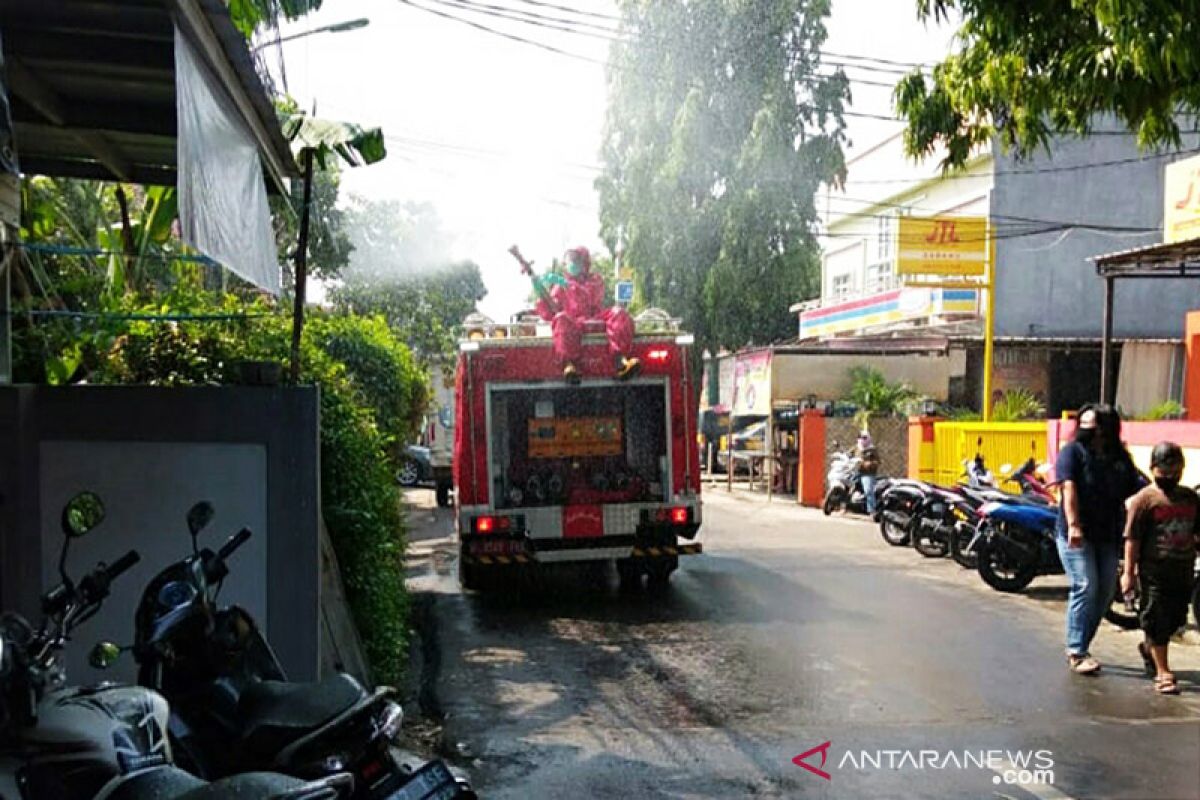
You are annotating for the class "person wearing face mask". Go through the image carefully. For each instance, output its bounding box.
[531,246,640,384]
[1121,442,1200,695]
[1055,404,1144,675]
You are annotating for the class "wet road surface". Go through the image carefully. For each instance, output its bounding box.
[404,490,1200,799]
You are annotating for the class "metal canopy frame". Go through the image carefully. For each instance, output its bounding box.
[1088,238,1200,404]
[1,0,300,192]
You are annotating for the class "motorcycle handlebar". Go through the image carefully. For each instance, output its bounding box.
[103,550,141,585]
[217,528,252,563]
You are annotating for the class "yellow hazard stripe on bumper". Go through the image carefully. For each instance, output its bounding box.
[630,543,702,558]
[463,553,531,565]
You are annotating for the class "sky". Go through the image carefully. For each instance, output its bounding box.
[271,1,957,319]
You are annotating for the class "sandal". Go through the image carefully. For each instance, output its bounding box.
[1137,642,1156,677]
[1154,673,1180,695]
[1068,653,1101,675]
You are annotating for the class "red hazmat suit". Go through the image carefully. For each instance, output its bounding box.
[535,252,634,365]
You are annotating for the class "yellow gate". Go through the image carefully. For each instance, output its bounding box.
[931,422,1048,488]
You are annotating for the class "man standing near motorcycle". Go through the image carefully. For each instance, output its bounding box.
[1056,405,1143,675]
[1120,442,1200,695]
[857,431,880,515]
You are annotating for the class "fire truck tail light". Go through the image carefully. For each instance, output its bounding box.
[474,515,516,534]
[647,348,670,364]
[670,507,690,525]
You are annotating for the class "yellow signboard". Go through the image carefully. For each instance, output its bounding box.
[1164,154,1200,243]
[897,215,988,276]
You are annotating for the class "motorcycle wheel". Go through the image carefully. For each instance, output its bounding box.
[879,513,910,547]
[822,487,844,516]
[975,530,1038,592]
[949,524,979,569]
[912,518,949,558]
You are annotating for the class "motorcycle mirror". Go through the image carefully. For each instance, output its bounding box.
[88,641,122,670]
[187,502,215,555]
[187,502,215,538]
[62,491,105,539]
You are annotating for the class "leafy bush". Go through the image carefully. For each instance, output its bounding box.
[990,388,1045,422]
[307,314,428,452]
[58,304,417,685]
[845,366,916,429]
[1140,400,1185,421]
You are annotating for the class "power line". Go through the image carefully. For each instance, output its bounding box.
[509,0,621,23]
[407,0,939,81]
[398,0,606,63]
[821,50,931,71]
[838,145,1200,185]
[822,195,1159,232]
[426,0,624,40]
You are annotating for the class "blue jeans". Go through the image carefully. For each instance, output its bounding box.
[861,474,877,514]
[1055,534,1121,656]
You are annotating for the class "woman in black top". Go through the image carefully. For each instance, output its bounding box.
[1055,405,1143,675]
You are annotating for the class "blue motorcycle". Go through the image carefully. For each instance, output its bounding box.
[970,500,1062,592]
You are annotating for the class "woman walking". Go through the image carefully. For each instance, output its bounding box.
[1055,405,1143,674]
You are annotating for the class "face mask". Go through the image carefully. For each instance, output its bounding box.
[567,261,584,277]
[1154,475,1180,492]
[1075,427,1097,446]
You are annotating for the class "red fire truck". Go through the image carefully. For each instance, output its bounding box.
[452,313,702,590]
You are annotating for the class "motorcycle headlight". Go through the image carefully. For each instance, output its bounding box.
[377,703,404,742]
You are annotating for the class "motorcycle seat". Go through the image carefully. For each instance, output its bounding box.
[238,673,365,757]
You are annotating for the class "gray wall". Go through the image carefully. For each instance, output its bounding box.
[0,386,322,682]
[40,442,269,685]
[993,130,1200,339]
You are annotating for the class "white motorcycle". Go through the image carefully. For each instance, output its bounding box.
[823,448,886,516]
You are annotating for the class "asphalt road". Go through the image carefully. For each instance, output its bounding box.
[403,489,1200,799]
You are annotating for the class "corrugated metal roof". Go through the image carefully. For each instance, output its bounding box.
[3,0,300,189]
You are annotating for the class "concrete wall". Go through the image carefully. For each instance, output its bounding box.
[774,350,965,402]
[39,441,269,685]
[992,130,1200,338]
[0,386,323,683]
[824,416,909,488]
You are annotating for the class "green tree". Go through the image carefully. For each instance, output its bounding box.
[272,166,352,284]
[896,1,1200,169]
[333,262,486,366]
[597,0,848,356]
[332,198,486,365]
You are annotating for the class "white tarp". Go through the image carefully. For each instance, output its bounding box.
[175,27,281,294]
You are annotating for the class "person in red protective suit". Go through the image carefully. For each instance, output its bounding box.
[529,247,640,384]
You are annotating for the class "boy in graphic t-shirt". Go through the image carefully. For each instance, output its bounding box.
[1121,442,1200,695]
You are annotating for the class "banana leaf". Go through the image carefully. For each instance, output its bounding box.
[281,114,386,170]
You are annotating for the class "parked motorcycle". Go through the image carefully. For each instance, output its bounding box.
[0,492,350,800]
[970,500,1062,592]
[822,446,889,516]
[906,453,999,559]
[948,460,1054,569]
[122,502,471,800]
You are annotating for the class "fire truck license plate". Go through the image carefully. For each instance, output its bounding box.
[468,539,524,556]
[385,759,458,800]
